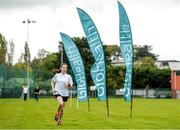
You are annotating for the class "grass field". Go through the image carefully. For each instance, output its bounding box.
[0,98,180,129]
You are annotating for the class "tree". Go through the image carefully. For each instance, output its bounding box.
[0,33,7,64]
[107,65,124,91]
[133,64,170,89]
[136,56,155,67]
[134,45,158,61]
[17,53,25,63]
[7,40,15,65]
[37,49,49,63]
[24,42,31,64]
[14,62,27,70]
[104,45,120,65]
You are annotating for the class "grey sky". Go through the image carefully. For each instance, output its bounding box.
[0,0,72,9]
[0,0,180,63]
[0,0,180,8]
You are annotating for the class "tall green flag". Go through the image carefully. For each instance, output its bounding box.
[118,1,134,102]
[77,8,107,101]
[60,32,88,101]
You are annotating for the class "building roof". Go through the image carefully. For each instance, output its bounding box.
[169,62,180,71]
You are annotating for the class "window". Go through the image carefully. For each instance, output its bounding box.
[176,71,180,76]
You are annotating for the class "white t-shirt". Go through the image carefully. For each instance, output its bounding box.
[23,86,29,94]
[52,73,73,96]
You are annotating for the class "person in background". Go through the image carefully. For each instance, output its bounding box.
[34,86,40,102]
[22,83,29,101]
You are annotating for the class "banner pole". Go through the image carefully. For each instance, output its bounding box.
[130,51,134,117]
[87,94,90,112]
[77,97,79,109]
[105,48,109,117]
[87,86,90,112]
[106,85,110,117]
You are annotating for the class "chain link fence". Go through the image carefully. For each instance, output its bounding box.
[0,64,53,98]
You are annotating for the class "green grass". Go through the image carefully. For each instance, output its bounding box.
[0,98,180,129]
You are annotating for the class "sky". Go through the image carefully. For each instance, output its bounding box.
[0,0,180,64]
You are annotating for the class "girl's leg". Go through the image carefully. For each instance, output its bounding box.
[55,96,63,125]
[59,102,66,120]
[57,96,64,114]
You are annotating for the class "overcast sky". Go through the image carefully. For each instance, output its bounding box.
[0,0,180,64]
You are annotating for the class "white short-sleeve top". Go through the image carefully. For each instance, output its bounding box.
[23,86,29,94]
[52,73,73,96]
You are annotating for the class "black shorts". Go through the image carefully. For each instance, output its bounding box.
[54,94,68,102]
